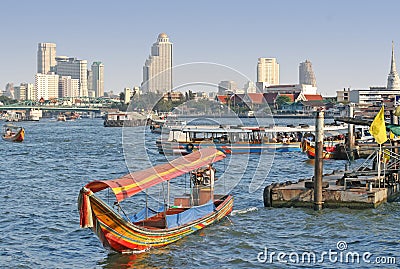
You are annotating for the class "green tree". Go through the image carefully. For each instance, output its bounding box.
[0,96,18,105]
[275,95,291,109]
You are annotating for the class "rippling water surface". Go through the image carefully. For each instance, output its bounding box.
[1,118,399,268]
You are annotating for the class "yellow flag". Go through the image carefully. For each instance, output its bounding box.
[395,106,400,117]
[369,106,388,144]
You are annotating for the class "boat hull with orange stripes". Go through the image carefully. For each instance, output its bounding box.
[84,192,233,252]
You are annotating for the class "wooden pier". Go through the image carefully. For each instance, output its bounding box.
[263,170,400,209]
[264,107,400,209]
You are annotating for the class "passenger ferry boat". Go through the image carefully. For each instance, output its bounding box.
[157,123,348,155]
[157,125,265,155]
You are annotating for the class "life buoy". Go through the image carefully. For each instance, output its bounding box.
[186,143,195,153]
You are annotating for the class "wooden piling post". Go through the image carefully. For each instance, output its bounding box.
[347,104,355,161]
[314,110,324,211]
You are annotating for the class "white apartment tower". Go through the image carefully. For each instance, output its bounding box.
[23,83,36,101]
[59,76,79,98]
[91,61,104,97]
[299,60,317,87]
[55,56,88,96]
[257,58,279,85]
[35,73,59,100]
[141,33,173,93]
[387,41,400,90]
[37,43,57,74]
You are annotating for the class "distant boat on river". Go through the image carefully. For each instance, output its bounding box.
[2,124,25,142]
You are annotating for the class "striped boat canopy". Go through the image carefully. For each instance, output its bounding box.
[85,148,226,202]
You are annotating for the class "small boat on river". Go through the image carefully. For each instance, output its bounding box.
[2,124,25,142]
[78,148,233,253]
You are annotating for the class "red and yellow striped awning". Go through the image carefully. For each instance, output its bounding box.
[85,148,226,202]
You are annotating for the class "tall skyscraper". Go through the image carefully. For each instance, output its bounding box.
[91,61,104,97]
[37,43,57,74]
[87,70,93,97]
[299,60,317,87]
[55,56,88,96]
[141,33,173,93]
[257,58,279,85]
[35,73,59,100]
[387,41,400,90]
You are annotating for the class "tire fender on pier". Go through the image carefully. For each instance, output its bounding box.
[263,185,273,207]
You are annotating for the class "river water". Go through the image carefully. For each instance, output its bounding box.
[1,118,399,268]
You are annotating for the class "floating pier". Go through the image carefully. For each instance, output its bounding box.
[263,170,400,209]
[264,109,400,209]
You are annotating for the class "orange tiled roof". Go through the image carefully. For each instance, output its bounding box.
[303,94,323,101]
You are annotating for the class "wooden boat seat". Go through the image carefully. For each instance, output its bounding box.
[134,212,166,228]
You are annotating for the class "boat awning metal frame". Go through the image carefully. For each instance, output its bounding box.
[85,148,226,202]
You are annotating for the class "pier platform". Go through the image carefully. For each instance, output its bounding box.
[264,170,400,209]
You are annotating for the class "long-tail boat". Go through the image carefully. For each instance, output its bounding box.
[78,148,233,253]
[2,124,25,142]
[303,140,336,159]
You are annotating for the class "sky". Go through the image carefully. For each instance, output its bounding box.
[1,0,399,96]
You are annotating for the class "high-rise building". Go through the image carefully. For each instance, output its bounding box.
[14,84,26,101]
[387,41,400,90]
[59,76,79,98]
[55,56,88,96]
[299,60,317,87]
[141,33,173,93]
[23,83,36,101]
[87,70,93,97]
[257,58,279,85]
[243,81,257,93]
[35,73,59,100]
[5,83,14,99]
[37,43,57,74]
[218,80,237,95]
[91,61,104,97]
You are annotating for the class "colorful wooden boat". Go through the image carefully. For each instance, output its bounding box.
[2,124,24,142]
[302,140,336,159]
[78,148,233,253]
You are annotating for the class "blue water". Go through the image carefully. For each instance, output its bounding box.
[1,118,399,268]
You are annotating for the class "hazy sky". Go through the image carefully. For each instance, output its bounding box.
[1,0,399,96]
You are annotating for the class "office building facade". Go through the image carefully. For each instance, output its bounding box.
[37,43,57,74]
[257,58,279,85]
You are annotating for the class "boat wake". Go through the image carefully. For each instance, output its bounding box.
[231,206,258,216]
[121,248,149,255]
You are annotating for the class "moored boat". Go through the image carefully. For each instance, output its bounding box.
[57,114,67,121]
[78,148,233,253]
[157,125,265,155]
[303,140,336,159]
[2,124,25,142]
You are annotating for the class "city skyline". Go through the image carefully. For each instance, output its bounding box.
[1,0,400,96]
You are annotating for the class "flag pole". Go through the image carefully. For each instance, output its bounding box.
[377,143,381,189]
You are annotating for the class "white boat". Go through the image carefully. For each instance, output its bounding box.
[157,123,348,155]
[29,109,42,121]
